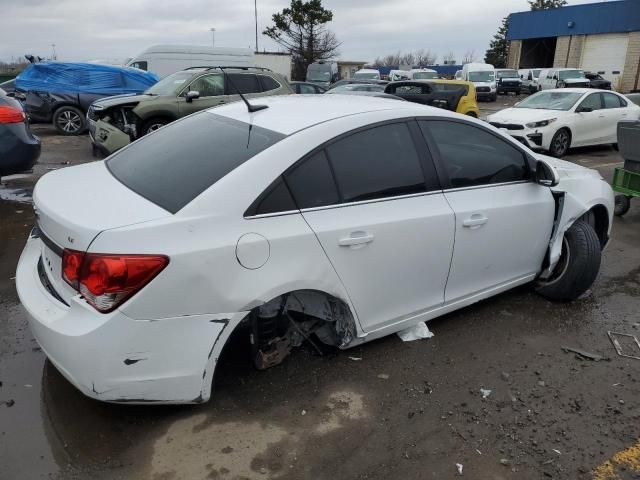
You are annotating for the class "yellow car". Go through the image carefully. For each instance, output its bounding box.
[428,79,480,118]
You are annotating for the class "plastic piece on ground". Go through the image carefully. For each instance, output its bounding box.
[397,321,434,342]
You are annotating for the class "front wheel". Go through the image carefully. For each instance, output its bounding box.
[536,220,601,301]
[142,117,171,136]
[548,128,571,157]
[614,195,631,217]
[53,106,86,135]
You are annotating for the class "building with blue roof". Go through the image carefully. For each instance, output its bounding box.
[505,0,640,92]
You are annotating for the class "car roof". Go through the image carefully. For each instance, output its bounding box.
[206,94,450,135]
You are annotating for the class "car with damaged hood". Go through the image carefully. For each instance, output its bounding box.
[87,66,292,156]
[487,88,640,157]
[17,94,614,404]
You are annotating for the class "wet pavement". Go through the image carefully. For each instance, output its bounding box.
[1,111,640,480]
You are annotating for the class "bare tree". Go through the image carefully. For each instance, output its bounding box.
[442,51,456,64]
[414,49,437,66]
[461,49,476,64]
[399,52,415,67]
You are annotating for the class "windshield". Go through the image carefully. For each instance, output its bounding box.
[412,71,437,79]
[497,70,518,79]
[307,69,331,82]
[515,91,583,111]
[353,72,379,80]
[145,71,197,95]
[468,71,495,82]
[107,113,285,213]
[328,84,385,93]
[559,69,585,80]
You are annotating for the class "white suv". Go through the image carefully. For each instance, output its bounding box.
[17,96,613,404]
[539,68,590,90]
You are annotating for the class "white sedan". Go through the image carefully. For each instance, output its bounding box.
[17,95,614,404]
[487,88,640,157]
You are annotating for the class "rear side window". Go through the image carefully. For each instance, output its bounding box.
[227,74,261,94]
[422,120,529,188]
[107,113,285,213]
[603,92,625,109]
[259,75,281,92]
[326,123,428,203]
[286,151,340,209]
[247,177,297,216]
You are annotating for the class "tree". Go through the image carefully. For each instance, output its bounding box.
[461,49,476,64]
[263,0,340,80]
[442,51,456,64]
[414,49,437,66]
[484,16,509,68]
[528,0,567,10]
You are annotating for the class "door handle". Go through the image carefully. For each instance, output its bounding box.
[338,232,375,247]
[462,215,488,228]
[598,114,605,118]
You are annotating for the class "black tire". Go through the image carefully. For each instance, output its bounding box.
[614,195,631,217]
[548,128,571,157]
[142,117,171,136]
[536,220,601,301]
[53,106,86,135]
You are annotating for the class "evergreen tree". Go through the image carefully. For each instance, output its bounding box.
[529,0,568,10]
[484,16,509,68]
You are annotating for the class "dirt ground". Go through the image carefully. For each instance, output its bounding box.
[1,99,639,480]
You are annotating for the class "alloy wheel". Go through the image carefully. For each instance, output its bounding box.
[57,110,82,133]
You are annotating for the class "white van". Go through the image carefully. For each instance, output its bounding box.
[519,68,543,93]
[126,45,255,78]
[389,69,410,81]
[353,68,381,80]
[538,68,590,90]
[407,68,438,80]
[461,62,496,101]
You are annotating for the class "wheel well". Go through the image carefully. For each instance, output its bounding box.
[580,204,609,249]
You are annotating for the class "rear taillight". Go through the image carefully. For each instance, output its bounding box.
[0,105,26,124]
[62,249,168,313]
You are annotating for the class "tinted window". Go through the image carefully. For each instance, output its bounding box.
[259,75,280,92]
[107,113,285,213]
[298,84,317,94]
[130,61,148,71]
[603,92,624,109]
[326,123,428,203]
[286,151,339,209]
[578,93,602,111]
[189,74,224,97]
[249,177,297,215]
[422,120,529,188]
[228,73,261,94]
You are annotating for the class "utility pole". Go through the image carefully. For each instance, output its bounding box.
[51,43,57,60]
[254,0,259,52]
[210,28,216,48]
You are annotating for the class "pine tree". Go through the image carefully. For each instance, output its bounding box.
[484,16,509,68]
[528,0,568,10]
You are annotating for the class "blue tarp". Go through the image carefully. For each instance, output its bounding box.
[15,62,159,94]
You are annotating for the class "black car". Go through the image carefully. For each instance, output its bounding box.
[15,62,158,136]
[585,72,612,90]
[0,88,40,177]
[290,81,327,94]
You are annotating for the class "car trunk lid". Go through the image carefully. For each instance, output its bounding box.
[33,161,171,303]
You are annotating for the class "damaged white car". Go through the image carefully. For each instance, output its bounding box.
[16,95,614,404]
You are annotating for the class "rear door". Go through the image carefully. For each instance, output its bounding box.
[601,92,631,143]
[419,119,555,303]
[287,121,455,332]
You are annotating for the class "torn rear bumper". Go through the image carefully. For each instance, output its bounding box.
[16,237,245,404]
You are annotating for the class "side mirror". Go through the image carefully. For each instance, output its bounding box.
[536,160,560,187]
[185,90,200,102]
[576,106,593,113]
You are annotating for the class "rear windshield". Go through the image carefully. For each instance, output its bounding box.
[107,113,285,213]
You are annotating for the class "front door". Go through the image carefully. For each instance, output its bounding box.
[419,120,555,303]
[178,73,229,117]
[283,122,455,332]
[572,92,605,146]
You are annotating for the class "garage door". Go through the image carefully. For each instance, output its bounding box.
[581,33,629,90]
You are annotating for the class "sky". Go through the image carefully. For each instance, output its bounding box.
[0,0,611,65]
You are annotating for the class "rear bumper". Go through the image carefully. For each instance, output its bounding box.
[16,236,244,404]
[0,124,41,175]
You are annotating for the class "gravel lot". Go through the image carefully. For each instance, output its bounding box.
[1,96,639,480]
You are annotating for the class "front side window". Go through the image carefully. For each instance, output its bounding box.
[107,113,285,213]
[578,93,602,111]
[422,120,529,189]
[188,74,224,97]
[227,73,261,94]
[326,123,431,203]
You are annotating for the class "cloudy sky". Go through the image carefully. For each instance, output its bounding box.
[1,0,608,65]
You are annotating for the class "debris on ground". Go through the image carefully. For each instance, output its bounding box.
[377,373,389,380]
[561,346,606,361]
[607,331,640,360]
[397,321,434,342]
[348,356,362,361]
[480,388,492,399]
[500,458,510,466]
[456,463,463,475]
